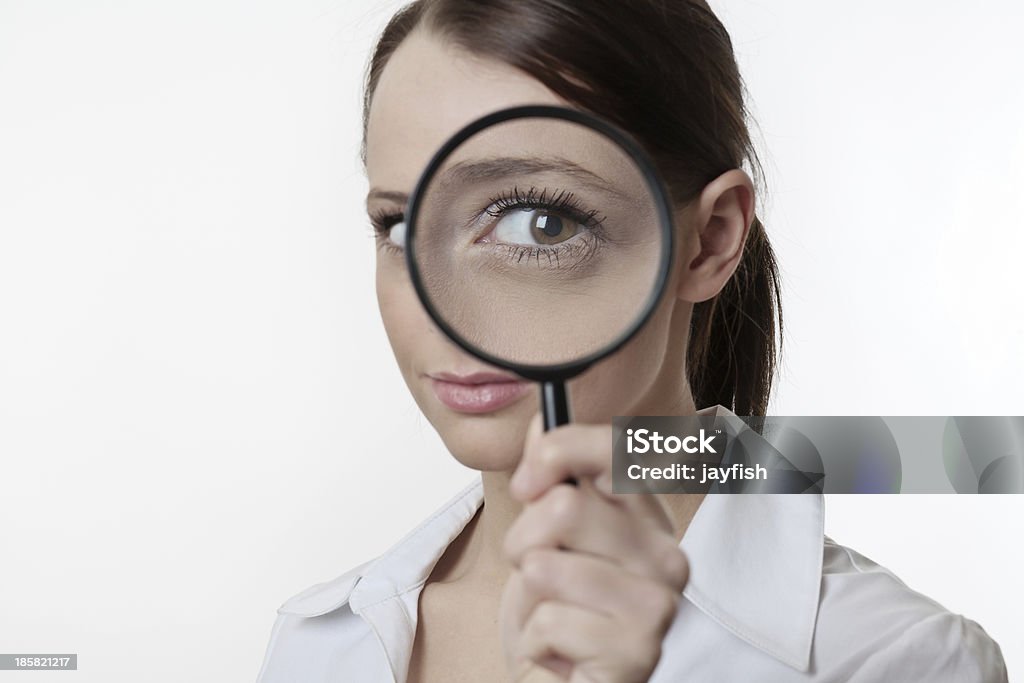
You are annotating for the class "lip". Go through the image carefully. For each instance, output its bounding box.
[428,371,531,414]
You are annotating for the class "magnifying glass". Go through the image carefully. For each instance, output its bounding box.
[405,105,674,433]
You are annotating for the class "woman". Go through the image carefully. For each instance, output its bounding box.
[257,1,1008,681]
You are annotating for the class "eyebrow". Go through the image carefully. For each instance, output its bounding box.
[440,156,626,199]
[365,155,630,207]
[366,189,409,205]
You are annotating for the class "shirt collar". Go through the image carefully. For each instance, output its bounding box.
[277,475,483,617]
[278,405,823,672]
[679,406,824,671]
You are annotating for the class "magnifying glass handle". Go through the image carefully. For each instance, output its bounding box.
[541,380,579,487]
[541,380,571,431]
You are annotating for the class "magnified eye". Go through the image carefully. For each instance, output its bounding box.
[493,209,582,246]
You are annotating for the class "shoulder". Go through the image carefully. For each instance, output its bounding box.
[814,537,1007,682]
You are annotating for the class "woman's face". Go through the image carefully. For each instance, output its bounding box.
[365,29,697,471]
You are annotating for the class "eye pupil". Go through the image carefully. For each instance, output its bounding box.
[536,214,562,237]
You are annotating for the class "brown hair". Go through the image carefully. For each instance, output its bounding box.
[362,0,783,416]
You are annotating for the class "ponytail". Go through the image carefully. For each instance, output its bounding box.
[687,216,782,416]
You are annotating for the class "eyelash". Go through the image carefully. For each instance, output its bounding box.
[486,186,605,230]
[369,209,404,255]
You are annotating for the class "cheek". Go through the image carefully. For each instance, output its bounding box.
[567,297,675,422]
[375,258,430,371]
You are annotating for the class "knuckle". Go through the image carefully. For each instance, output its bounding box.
[537,438,566,472]
[528,601,560,638]
[520,549,556,589]
[660,544,690,589]
[547,484,582,526]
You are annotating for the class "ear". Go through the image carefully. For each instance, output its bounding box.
[676,168,756,303]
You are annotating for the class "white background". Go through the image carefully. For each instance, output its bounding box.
[0,1,1021,680]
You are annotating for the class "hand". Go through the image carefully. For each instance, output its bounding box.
[499,414,690,682]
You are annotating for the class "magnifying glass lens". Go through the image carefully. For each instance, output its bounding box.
[411,116,667,370]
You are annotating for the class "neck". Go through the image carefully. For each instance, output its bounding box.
[424,470,520,589]
[474,470,524,585]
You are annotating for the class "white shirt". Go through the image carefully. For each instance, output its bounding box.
[256,406,1008,682]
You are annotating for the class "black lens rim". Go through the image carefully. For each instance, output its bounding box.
[404,104,675,383]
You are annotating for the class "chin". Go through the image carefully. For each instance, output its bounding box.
[427,404,534,472]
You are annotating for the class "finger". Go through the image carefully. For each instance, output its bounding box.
[517,601,612,670]
[503,574,572,682]
[511,423,612,501]
[512,660,568,683]
[504,483,690,588]
[513,547,685,631]
[517,602,664,683]
[511,425,674,531]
